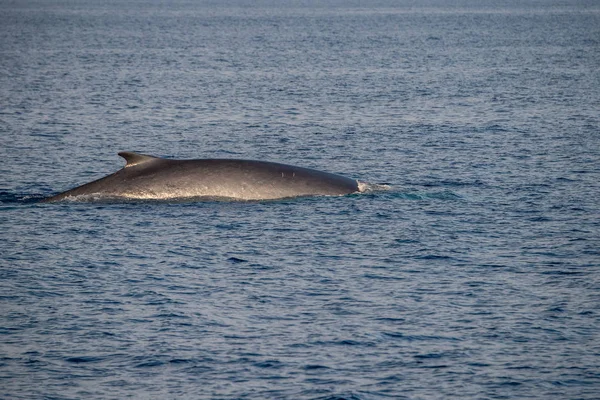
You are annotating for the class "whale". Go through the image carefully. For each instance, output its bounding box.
[42,152,363,202]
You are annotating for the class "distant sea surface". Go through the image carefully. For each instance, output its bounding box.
[1,1,599,399]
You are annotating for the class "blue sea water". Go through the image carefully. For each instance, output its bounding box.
[1,0,600,398]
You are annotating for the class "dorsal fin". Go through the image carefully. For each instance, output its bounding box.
[118,152,159,168]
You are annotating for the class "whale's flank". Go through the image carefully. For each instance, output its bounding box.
[43,152,361,202]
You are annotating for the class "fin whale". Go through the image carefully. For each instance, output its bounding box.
[43,152,362,202]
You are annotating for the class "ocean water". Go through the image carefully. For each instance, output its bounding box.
[1,1,600,399]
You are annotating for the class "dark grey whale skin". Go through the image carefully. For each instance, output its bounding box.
[43,152,360,202]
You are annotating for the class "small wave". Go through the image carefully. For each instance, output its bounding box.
[303,364,330,370]
[354,183,463,201]
[394,190,463,201]
[227,257,248,264]
[0,192,47,204]
[356,187,462,201]
[357,181,392,193]
[65,356,104,364]
[44,193,138,204]
[311,393,365,400]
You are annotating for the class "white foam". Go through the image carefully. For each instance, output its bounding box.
[357,181,392,193]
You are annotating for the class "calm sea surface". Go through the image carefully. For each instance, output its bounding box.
[1,1,599,399]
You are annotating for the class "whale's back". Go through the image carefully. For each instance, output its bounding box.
[43,153,360,202]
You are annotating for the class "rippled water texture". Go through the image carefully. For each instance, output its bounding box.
[1,1,599,399]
